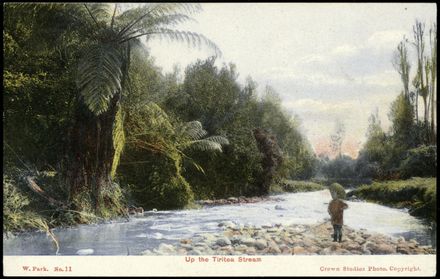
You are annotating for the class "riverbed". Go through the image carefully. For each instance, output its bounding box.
[2,190,434,255]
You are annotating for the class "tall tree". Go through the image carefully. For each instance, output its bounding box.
[428,23,437,143]
[330,120,345,158]
[412,20,429,126]
[392,37,411,98]
[52,3,220,214]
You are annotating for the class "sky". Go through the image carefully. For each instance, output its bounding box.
[145,3,436,158]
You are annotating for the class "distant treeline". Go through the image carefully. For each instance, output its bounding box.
[318,20,437,181]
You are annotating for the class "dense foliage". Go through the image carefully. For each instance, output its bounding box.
[3,3,317,231]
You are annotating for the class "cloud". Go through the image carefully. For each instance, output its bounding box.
[331,44,359,56]
[366,30,407,49]
[284,98,354,115]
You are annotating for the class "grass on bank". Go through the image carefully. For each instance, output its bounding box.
[3,170,126,237]
[348,177,436,221]
[270,180,325,194]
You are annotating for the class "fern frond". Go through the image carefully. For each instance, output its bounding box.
[138,28,221,56]
[187,140,223,152]
[203,136,229,145]
[83,3,113,25]
[180,121,207,140]
[76,43,123,115]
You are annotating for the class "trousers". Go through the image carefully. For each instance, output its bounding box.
[333,224,343,242]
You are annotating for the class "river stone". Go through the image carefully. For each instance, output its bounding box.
[157,243,176,254]
[76,249,94,255]
[219,245,233,253]
[246,247,257,255]
[141,249,154,255]
[334,248,351,255]
[230,236,241,245]
[319,247,332,255]
[241,237,256,246]
[216,237,232,247]
[188,249,203,256]
[267,241,281,254]
[200,233,217,242]
[235,244,248,252]
[195,242,209,248]
[292,246,306,255]
[275,205,286,210]
[181,243,193,250]
[354,237,366,245]
[254,239,268,250]
[396,245,411,254]
[363,233,372,239]
[177,248,188,255]
[219,221,235,228]
[308,246,320,254]
[281,246,291,254]
[370,243,396,254]
[343,243,362,252]
[397,236,406,243]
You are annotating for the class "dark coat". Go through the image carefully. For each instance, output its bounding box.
[328,199,348,225]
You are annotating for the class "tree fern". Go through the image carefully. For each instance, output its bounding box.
[186,139,223,152]
[76,43,123,115]
[111,105,125,178]
[179,121,207,140]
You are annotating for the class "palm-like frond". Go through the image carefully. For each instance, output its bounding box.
[180,121,207,140]
[76,43,123,115]
[123,28,221,56]
[187,139,223,152]
[83,3,113,25]
[74,2,220,114]
[203,136,230,146]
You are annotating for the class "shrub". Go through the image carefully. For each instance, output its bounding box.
[399,145,437,179]
[321,155,357,179]
[328,183,346,200]
[278,180,325,193]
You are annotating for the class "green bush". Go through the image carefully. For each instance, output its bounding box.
[328,183,346,199]
[348,178,436,221]
[399,145,437,179]
[278,180,325,193]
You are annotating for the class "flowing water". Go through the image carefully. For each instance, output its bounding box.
[3,190,434,255]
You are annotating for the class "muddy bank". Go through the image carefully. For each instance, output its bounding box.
[142,222,435,256]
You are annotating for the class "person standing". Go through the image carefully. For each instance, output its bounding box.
[328,191,348,242]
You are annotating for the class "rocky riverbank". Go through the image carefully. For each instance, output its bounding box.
[141,222,435,256]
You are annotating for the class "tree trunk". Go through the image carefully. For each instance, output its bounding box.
[65,94,120,213]
[431,78,436,144]
[253,128,283,196]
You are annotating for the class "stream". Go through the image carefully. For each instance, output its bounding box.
[3,190,435,255]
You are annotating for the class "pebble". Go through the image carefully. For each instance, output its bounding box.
[216,237,232,247]
[140,222,435,256]
[76,249,94,255]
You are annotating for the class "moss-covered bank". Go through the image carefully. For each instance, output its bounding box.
[347,177,436,221]
[270,180,325,194]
